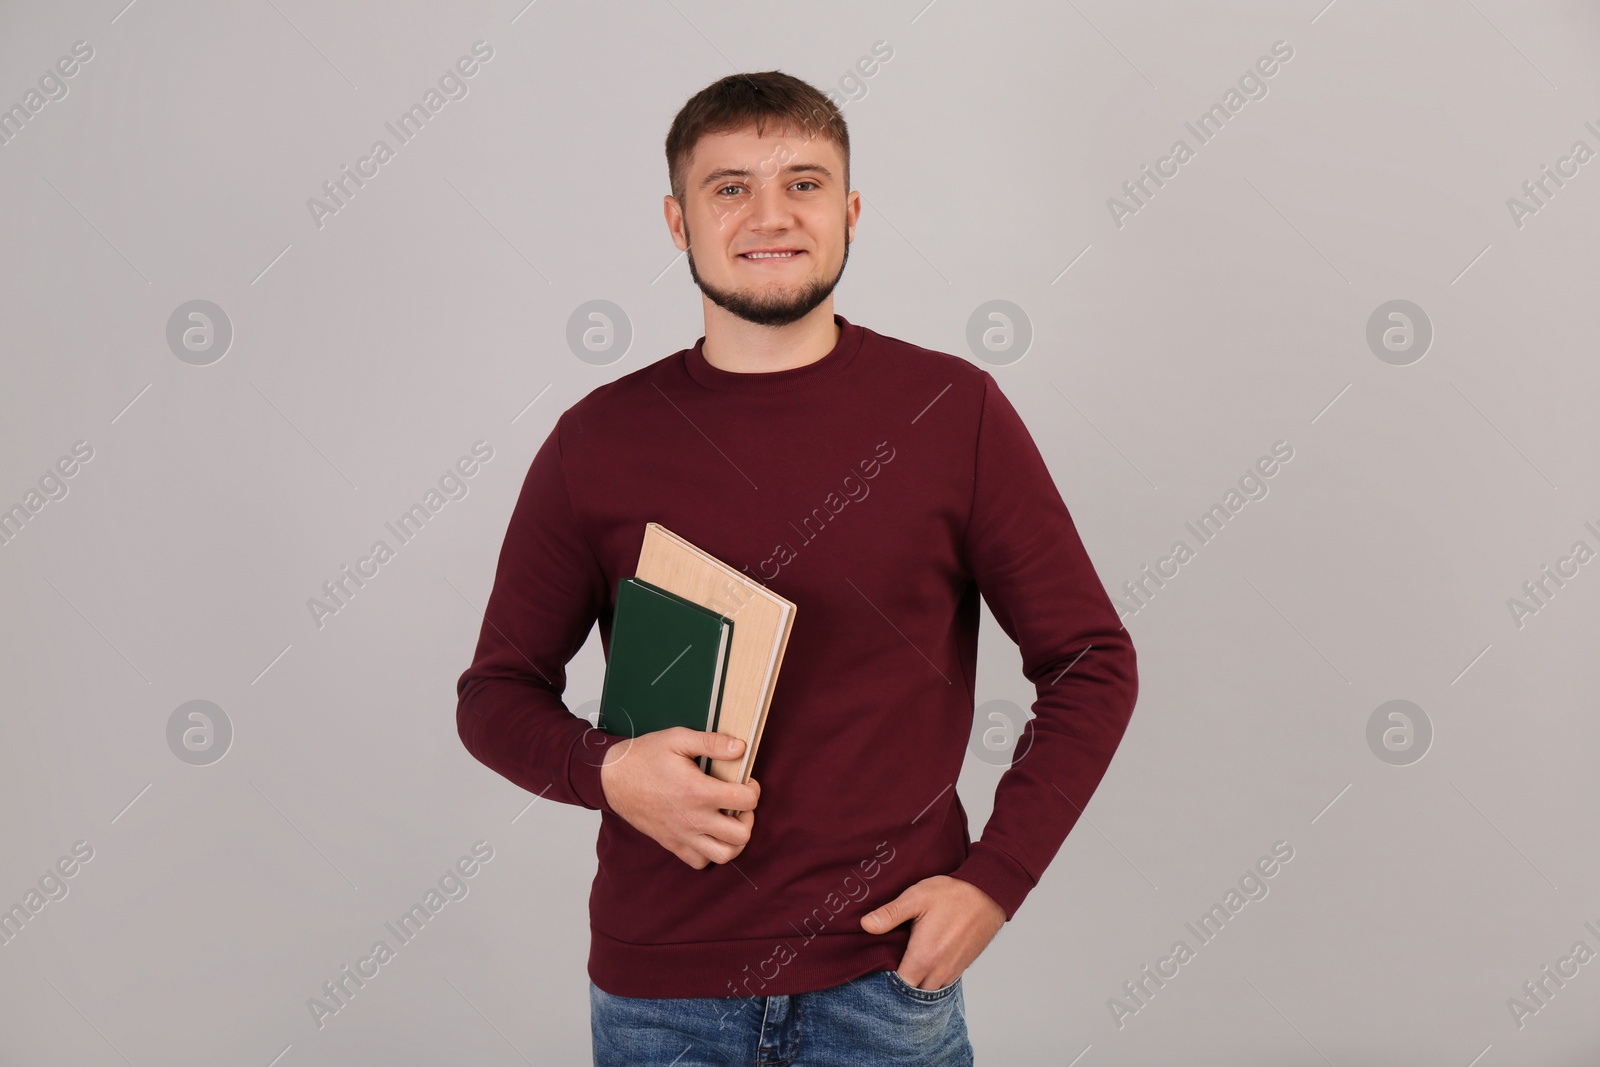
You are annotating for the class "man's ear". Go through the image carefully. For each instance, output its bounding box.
[663,194,687,251]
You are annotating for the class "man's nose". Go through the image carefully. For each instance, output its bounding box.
[745,180,794,228]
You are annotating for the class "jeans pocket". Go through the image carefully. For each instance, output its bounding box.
[886,968,962,1003]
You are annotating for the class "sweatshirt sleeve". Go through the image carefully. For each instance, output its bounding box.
[455,415,627,812]
[948,372,1140,920]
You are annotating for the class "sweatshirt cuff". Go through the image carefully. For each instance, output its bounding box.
[950,842,1036,922]
[566,726,628,814]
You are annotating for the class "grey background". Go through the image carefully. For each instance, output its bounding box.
[2,0,1597,1063]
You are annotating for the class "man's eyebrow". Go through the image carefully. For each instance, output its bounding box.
[698,163,834,190]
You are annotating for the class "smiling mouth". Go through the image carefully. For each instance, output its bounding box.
[740,251,804,261]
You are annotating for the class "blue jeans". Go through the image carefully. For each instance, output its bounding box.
[590,968,973,1066]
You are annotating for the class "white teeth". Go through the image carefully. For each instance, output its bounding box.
[744,251,796,258]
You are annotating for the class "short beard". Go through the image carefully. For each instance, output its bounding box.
[683,219,850,328]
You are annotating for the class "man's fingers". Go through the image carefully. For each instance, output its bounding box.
[672,833,734,869]
[688,833,742,866]
[627,732,765,869]
[679,805,752,851]
[865,890,918,932]
[676,846,711,869]
[676,768,759,814]
[703,810,752,847]
[707,777,759,813]
[668,727,745,762]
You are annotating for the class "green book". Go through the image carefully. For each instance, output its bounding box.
[597,577,734,773]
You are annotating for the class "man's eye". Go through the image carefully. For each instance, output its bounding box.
[717,185,744,196]
[793,181,819,191]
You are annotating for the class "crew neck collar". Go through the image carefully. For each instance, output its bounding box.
[683,314,865,393]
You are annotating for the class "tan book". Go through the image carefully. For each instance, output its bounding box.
[634,523,796,794]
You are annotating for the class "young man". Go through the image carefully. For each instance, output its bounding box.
[456,72,1138,1066]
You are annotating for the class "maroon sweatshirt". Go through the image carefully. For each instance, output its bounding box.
[455,314,1138,998]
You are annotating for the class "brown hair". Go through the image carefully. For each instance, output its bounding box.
[664,71,849,206]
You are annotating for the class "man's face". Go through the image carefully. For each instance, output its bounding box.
[666,124,860,328]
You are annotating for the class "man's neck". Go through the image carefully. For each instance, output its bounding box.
[699,301,840,374]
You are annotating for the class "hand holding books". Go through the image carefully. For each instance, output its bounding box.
[593,523,796,866]
[598,730,761,869]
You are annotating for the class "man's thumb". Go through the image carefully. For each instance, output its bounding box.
[686,730,743,759]
[861,891,916,933]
